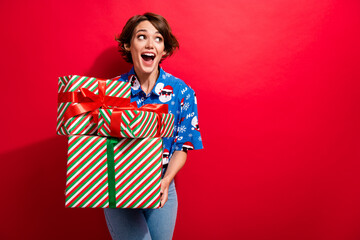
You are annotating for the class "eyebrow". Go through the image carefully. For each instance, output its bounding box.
[136,29,160,34]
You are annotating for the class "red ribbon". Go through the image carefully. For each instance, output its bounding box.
[110,102,168,138]
[58,79,130,123]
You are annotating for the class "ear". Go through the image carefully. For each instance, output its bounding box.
[124,43,130,51]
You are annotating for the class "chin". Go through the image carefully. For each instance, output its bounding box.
[136,60,161,75]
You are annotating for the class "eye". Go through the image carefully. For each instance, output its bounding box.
[155,36,163,42]
[137,35,145,40]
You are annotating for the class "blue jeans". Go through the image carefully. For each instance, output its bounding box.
[104,180,178,240]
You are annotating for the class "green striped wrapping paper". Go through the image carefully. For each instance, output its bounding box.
[57,75,131,135]
[97,109,174,138]
[65,135,162,208]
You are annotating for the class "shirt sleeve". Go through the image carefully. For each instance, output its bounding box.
[174,86,204,151]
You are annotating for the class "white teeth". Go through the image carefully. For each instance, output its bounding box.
[143,53,155,57]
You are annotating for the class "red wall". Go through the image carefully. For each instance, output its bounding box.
[1,0,360,239]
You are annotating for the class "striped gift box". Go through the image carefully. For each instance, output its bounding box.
[98,109,174,138]
[57,75,131,135]
[65,135,163,208]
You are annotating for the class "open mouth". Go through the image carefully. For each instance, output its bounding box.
[141,53,155,62]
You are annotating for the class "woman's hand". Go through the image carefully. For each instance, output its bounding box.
[160,177,171,207]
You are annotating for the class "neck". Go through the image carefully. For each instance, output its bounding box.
[134,67,160,95]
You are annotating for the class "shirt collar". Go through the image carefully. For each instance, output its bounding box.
[129,66,167,97]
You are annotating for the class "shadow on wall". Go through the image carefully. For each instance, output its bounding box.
[0,48,135,240]
[0,137,111,240]
[85,46,132,79]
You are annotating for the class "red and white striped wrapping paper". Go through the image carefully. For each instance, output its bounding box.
[97,108,174,138]
[65,135,163,208]
[57,75,131,135]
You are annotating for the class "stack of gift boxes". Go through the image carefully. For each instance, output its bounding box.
[57,75,174,209]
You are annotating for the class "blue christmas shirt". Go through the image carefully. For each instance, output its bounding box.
[112,66,203,169]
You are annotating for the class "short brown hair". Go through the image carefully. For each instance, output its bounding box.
[116,12,179,63]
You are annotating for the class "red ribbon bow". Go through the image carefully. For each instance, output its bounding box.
[58,78,130,123]
[110,102,169,137]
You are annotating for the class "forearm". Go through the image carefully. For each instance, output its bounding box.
[162,150,187,183]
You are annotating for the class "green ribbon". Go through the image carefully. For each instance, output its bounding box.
[106,138,118,208]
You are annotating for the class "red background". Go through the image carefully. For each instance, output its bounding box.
[1,0,360,239]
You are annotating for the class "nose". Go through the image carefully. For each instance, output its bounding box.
[145,38,154,49]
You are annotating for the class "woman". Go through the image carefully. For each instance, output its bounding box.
[104,12,203,240]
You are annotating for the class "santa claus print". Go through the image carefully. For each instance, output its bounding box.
[162,149,170,165]
[128,74,140,90]
[182,141,194,151]
[180,98,184,108]
[191,116,200,131]
[155,82,175,103]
